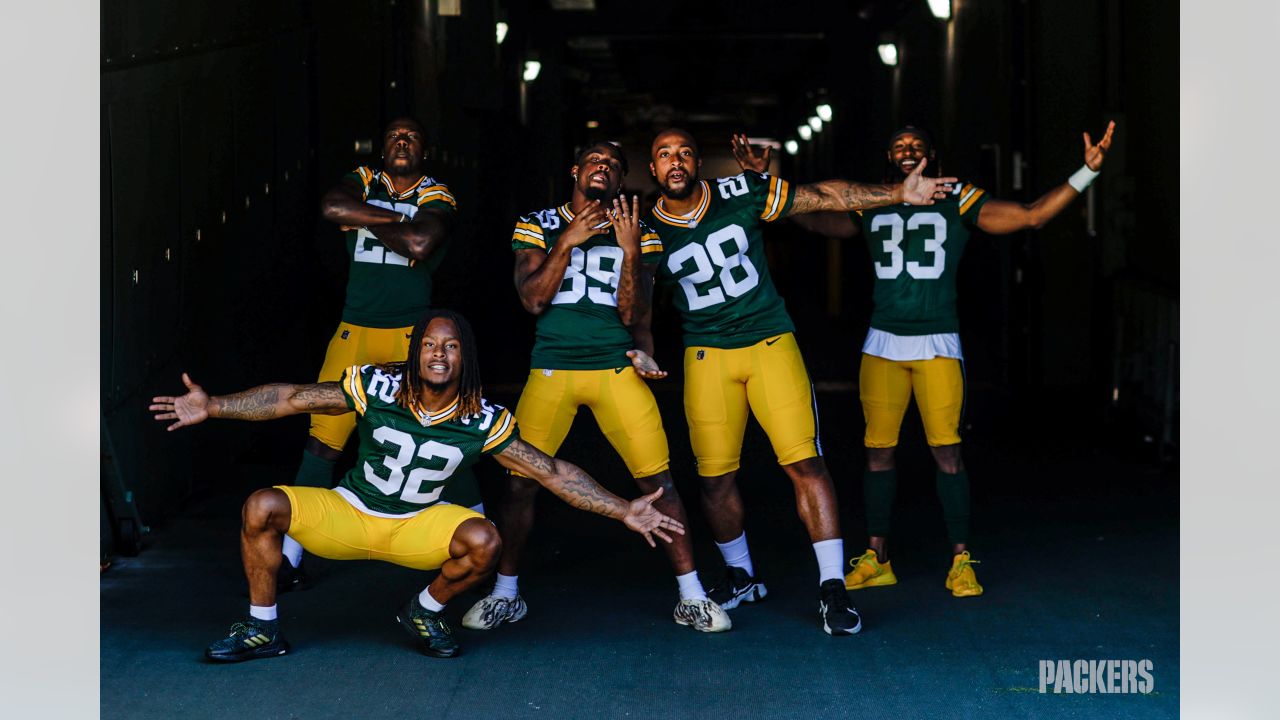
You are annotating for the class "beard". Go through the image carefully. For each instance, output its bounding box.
[583,184,611,202]
[424,377,453,394]
[662,175,697,200]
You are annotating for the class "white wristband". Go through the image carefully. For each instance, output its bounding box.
[1067,165,1100,193]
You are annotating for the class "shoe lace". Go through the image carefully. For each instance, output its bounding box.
[821,583,853,612]
[953,557,981,575]
[228,621,261,638]
[850,550,878,569]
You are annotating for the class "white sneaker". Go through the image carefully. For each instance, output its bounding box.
[673,598,732,633]
[461,594,528,631]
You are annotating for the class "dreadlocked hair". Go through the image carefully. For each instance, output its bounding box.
[396,308,485,420]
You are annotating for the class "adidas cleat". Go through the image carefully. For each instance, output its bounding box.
[397,596,460,658]
[205,619,290,663]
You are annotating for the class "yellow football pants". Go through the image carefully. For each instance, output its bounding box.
[311,322,412,451]
[859,353,964,448]
[513,366,670,478]
[278,486,484,571]
[683,332,820,477]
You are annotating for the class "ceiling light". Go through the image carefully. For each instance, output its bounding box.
[927,0,951,20]
[808,116,823,132]
[878,43,899,67]
[495,22,509,45]
[585,120,600,129]
[797,125,812,141]
[523,60,541,82]
[784,140,799,155]
[816,104,833,122]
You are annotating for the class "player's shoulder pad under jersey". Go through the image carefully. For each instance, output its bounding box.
[413,175,457,210]
[638,217,663,255]
[714,170,791,222]
[456,398,518,453]
[341,363,404,415]
[512,206,561,250]
[350,166,377,198]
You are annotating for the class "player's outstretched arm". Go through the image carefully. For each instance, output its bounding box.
[493,438,685,547]
[320,177,403,227]
[976,121,1116,235]
[513,201,610,314]
[150,374,350,431]
[367,207,452,262]
[787,158,959,216]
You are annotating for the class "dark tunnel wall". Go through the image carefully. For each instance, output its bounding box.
[101,1,1178,550]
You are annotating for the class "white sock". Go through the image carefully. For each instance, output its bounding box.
[281,535,303,568]
[418,587,446,613]
[813,538,845,583]
[249,604,278,622]
[492,573,519,599]
[676,571,708,601]
[716,532,755,577]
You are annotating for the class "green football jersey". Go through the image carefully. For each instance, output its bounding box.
[854,182,989,335]
[340,167,457,328]
[511,204,663,369]
[336,363,518,516]
[649,171,796,348]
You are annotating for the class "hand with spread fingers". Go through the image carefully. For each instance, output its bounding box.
[622,487,686,547]
[611,194,642,253]
[626,349,668,380]
[731,133,771,174]
[150,373,211,431]
[1084,120,1116,171]
[900,158,959,205]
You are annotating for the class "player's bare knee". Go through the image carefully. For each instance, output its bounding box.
[782,456,829,482]
[635,470,676,494]
[242,488,290,531]
[455,518,502,569]
[930,444,965,474]
[866,447,897,471]
[699,472,737,499]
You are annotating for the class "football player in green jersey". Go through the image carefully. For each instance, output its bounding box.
[151,309,683,662]
[462,143,730,634]
[648,128,958,636]
[777,122,1116,598]
[275,117,480,591]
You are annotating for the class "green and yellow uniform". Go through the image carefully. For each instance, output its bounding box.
[279,363,517,571]
[509,205,670,478]
[649,171,819,476]
[854,182,989,448]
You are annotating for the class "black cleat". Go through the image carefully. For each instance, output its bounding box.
[708,565,768,611]
[205,618,291,663]
[397,596,460,658]
[819,579,862,636]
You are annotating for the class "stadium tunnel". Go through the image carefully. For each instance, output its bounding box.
[101,1,1178,717]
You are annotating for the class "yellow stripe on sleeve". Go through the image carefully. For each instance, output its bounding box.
[512,229,547,248]
[762,178,791,221]
[345,365,368,415]
[482,409,516,452]
[959,188,985,215]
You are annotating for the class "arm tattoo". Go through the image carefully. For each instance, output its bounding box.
[504,439,623,518]
[211,384,293,421]
[789,181,898,215]
[292,383,350,414]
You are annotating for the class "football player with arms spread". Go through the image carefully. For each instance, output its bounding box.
[648,128,957,635]
[773,122,1116,598]
[151,309,683,661]
[462,142,729,634]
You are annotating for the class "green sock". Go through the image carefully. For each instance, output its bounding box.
[863,468,897,538]
[293,449,336,489]
[935,469,971,546]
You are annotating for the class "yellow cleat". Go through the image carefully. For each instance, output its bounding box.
[844,549,898,590]
[945,551,984,597]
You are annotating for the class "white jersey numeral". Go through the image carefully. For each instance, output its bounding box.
[354,200,415,266]
[552,245,624,306]
[667,223,760,311]
[364,427,465,504]
[717,174,749,199]
[870,211,948,280]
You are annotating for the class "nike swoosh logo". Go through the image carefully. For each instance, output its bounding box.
[765,336,782,346]
[615,367,626,374]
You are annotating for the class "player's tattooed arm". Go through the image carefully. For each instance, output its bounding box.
[612,195,648,327]
[368,207,452,262]
[493,439,684,546]
[150,375,350,431]
[977,121,1116,235]
[786,159,959,215]
[320,177,403,227]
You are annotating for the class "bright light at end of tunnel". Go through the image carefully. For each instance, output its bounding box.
[586,120,600,129]
[808,116,823,132]
[797,125,812,141]
[928,0,951,20]
[496,22,509,45]
[816,104,833,122]
[523,61,541,82]
[878,43,899,66]
[784,139,799,155]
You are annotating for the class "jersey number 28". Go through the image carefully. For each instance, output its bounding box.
[666,224,760,310]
